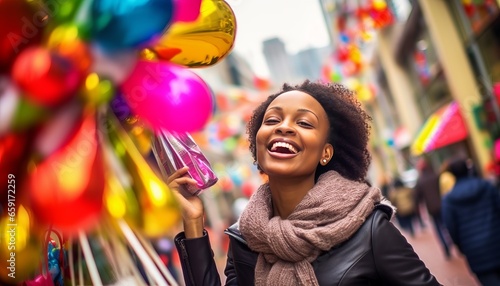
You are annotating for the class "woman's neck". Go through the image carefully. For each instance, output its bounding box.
[268,176,315,219]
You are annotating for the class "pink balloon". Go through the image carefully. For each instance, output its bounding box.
[172,0,201,22]
[121,60,213,132]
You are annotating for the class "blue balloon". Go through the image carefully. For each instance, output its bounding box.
[340,33,349,44]
[91,0,174,51]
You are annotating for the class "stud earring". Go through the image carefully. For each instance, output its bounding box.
[322,159,327,163]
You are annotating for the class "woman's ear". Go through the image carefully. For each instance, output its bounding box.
[322,143,334,163]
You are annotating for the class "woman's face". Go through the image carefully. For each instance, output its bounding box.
[256,90,333,178]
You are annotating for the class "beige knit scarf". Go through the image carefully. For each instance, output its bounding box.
[239,170,383,286]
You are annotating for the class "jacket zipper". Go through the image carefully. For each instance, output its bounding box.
[178,240,197,285]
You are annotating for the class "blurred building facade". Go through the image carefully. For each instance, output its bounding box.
[262,38,297,84]
[262,37,331,86]
[319,0,500,182]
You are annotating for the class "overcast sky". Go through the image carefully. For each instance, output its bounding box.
[227,0,331,77]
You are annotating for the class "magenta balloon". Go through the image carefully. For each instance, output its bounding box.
[172,0,201,23]
[121,60,213,132]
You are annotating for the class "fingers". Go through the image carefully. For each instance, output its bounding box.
[173,176,198,186]
[166,166,190,184]
[166,167,198,193]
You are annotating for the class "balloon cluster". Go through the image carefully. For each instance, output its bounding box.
[0,0,236,283]
[324,0,394,80]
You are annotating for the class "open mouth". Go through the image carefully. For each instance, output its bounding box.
[268,141,299,154]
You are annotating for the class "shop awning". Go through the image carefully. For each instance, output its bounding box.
[410,101,468,156]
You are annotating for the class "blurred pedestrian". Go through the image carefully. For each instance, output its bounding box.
[389,177,416,237]
[442,157,500,286]
[414,158,452,259]
[438,159,455,197]
[378,173,392,198]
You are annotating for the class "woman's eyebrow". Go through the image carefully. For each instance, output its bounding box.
[266,106,319,120]
[297,108,319,120]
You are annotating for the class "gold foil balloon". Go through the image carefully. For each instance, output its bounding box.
[0,205,41,284]
[105,113,181,238]
[149,0,237,68]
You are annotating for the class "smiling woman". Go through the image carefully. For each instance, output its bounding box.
[168,80,442,286]
[247,81,369,182]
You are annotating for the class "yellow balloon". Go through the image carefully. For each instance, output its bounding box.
[82,73,116,106]
[104,172,142,228]
[105,113,182,238]
[149,0,237,68]
[0,206,41,284]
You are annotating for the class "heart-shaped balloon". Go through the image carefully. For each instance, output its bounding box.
[28,113,105,234]
[148,0,237,68]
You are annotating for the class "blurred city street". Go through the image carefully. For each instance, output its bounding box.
[396,212,479,286]
[1,0,500,285]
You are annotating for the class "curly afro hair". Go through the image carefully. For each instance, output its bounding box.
[246,80,372,182]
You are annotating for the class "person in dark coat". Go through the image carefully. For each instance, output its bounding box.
[169,81,441,285]
[442,157,500,286]
[414,158,452,258]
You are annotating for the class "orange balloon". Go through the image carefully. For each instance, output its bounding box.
[46,24,93,74]
[148,0,237,68]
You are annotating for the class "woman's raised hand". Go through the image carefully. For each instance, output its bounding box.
[167,166,205,238]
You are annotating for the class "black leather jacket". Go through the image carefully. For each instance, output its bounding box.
[174,204,441,285]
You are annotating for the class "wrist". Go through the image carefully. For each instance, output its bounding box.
[183,217,204,238]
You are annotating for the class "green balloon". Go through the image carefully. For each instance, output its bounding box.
[38,0,92,40]
[11,97,49,131]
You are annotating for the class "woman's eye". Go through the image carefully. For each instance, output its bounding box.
[264,118,280,124]
[298,121,313,128]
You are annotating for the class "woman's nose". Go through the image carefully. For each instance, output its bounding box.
[275,122,295,135]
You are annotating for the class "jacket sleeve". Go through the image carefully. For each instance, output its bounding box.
[441,197,460,249]
[372,214,442,286]
[223,241,238,285]
[174,231,222,286]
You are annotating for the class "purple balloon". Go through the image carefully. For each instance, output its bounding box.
[121,60,213,133]
[110,92,133,122]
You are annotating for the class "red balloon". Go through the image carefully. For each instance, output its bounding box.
[12,47,83,107]
[0,0,46,73]
[28,114,105,234]
[0,132,31,209]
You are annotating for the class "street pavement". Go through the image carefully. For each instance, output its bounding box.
[396,215,480,286]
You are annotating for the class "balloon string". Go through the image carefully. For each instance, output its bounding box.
[51,228,65,271]
[43,224,53,277]
[43,224,66,279]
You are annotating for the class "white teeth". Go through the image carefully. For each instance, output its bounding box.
[271,142,298,154]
